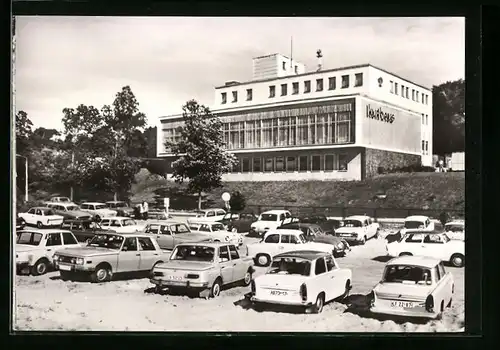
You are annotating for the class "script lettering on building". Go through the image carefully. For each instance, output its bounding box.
[366,104,395,124]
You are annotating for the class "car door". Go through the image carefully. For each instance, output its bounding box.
[45,232,65,257]
[61,231,80,248]
[199,224,213,239]
[402,233,425,256]
[263,233,281,257]
[138,237,160,270]
[218,245,234,284]
[324,254,342,300]
[155,225,175,250]
[117,237,141,272]
[279,234,295,253]
[24,208,36,224]
[313,257,330,298]
[228,245,245,280]
[422,234,446,259]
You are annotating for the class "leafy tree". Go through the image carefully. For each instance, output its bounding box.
[432,79,465,155]
[229,191,246,212]
[166,100,236,210]
[15,110,33,155]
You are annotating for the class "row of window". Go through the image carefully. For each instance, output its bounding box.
[421,140,429,155]
[220,73,364,104]
[282,61,299,73]
[390,80,429,105]
[421,114,429,125]
[229,154,349,173]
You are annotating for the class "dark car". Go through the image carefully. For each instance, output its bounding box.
[277,222,351,257]
[61,219,114,243]
[298,214,343,235]
[218,212,258,233]
[16,215,26,230]
[105,201,135,217]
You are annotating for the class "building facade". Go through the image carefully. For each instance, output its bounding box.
[157,54,433,181]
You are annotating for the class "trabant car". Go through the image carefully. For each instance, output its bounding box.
[150,242,254,298]
[369,256,454,320]
[249,210,297,237]
[99,216,145,233]
[18,207,64,229]
[188,221,243,246]
[401,215,435,234]
[189,208,227,222]
[79,202,117,221]
[444,220,465,241]
[245,250,352,314]
[334,215,380,245]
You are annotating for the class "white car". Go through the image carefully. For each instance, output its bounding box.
[46,196,74,204]
[16,229,81,276]
[18,207,64,229]
[188,221,243,246]
[249,210,296,236]
[246,229,340,267]
[386,231,465,267]
[80,202,117,221]
[401,215,435,233]
[334,215,380,245]
[370,256,454,319]
[99,217,145,233]
[45,202,93,221]
[246,250,352,314]
[190,208,227,222]
[444,220,465,241]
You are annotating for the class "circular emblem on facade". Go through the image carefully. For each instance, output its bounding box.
[378,77,383,87]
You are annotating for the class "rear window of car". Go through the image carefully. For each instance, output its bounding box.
[261,214,278,221]
[404,221,425,229]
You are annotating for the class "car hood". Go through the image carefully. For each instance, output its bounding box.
[255,273,307,290]
[67,210,92,217]
[16,244,41,253]
[175,233,213,242]
[155,260,213,271]
[374,282,433,299]
[335,227,363,234]
[57,247,119,257]
[303,241,335,252]
[312,235,343,246]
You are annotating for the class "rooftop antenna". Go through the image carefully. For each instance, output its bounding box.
[316,49,323,71]
[290,36,293,69]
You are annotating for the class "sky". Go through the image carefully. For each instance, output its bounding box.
[14,16,465,132]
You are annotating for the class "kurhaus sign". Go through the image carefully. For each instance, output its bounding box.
[366,104,395,124]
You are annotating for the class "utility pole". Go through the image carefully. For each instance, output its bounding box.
[70,151,75,201]
[16,154,28,202]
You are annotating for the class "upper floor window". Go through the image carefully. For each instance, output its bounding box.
[401,84,405,97]
[390,80,394,93]
[416,91,419,102]
[328,77,336,90]
[282,61,286,70]
[405,87,409,99]
[292,82,299,95]
[425,114,429,125]
[304,80,311,93]
[341,75,349,89]
[394,82,398,95]
[221,92,227,104]
[425,94,429,105]
[354,73,363,87]
[281,84,288,96]
[269,85,276,98]
[316,79,324,91]
[294,65,298,74]
[412,89,415,101]
[232,91,238,103]
[422,113,425,125]
[246,89,253,101]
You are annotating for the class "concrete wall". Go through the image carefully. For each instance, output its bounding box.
[363,148,421,178]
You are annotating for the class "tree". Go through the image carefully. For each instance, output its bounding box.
[229,191,246,212]
[432,79,465,155]
[166,100,236,210]
[15,110,33,155]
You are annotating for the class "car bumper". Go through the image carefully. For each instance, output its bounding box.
[54,262,94,272]
[244,292,313,307]
[16,262,31,270]
[150,278,209,289]
[370,306,439,319]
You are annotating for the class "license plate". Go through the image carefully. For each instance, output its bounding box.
[167,275,183,281]
[270,290,288,296]
[59,264,71,271]
[390,301,414,308]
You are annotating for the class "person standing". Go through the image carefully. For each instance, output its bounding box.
[138,202,145,221]
[143,201,149,220]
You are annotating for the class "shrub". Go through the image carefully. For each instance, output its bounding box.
[439,211,452,226]
[387,164,436,173]
[229,191,246,212]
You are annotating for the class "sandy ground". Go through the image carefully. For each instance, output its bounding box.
[13,229,465,332]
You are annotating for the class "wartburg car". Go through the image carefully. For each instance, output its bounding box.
[245,250,352,314]
[105,201,135,217]
[53,233,170,283]
[143,221,212,250]
[150,242,254,298]
[335,215,380,245]
[249,210,296,237]
[369,256,454,320]
[18,207,64,229]
[99,217,145,233]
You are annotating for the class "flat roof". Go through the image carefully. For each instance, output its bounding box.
[387,256,441,268]
[215,63,431,91]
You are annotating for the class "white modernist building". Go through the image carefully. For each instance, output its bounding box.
[157,53,433,181]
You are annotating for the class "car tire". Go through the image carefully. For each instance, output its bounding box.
[31,259,49,276]
[60,271,72,281]
[309,293,325,314]
[91,265,111,283]
[210,278,222,298]
[36,221,43,229]
[450,253,465,268]
[255,254,271,267]
[242,269,252,286]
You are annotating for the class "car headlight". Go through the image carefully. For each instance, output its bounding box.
[337,242,344,249]
[76,258,84,265]
[53,254,59,261]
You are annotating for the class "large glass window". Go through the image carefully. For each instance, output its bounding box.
[286,156,296,172]
[312,155,321,171]
[275,156,285,172]
[245,121,255,148]
[316,114,327,144]
[265,157,274,172]
[231,158,240,173]
[272,118,279,146]
[289,117,296,146]
[339,154,348,171]
[325,154,335,171]
[253,157,262,172]
[308,115,316,145]
[299,155,308,171]
[297,116,308,145]
[262,119,272,148]
[279,117,289,146]
[337,112,351,143]
[242,158,250,173]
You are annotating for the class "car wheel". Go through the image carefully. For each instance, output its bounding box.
[60,271,72,281]
[255,254,271,267]
[309,293,325,314]
[450,254,464,268]
[242,270,252,286]
[210,278,222,298]
[436,301,445,320]
[31,259,49,276]
[36,221,43,229]
[91,265,111,283]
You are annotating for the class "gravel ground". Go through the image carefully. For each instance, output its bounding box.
[13,229,464,332]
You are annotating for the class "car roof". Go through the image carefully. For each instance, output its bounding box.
[387,256,441,268]
[262,210,289,214]
[405,215,430,221]
[106,201,126,203]
[30,206,53,210]
[146,220,184,225]
[446,220,464,225]
[265,229,302,236]
[18,228,73,234]
[81,202,106,205]
[198,208,225,212]
[402,230,444,235]
[279,222,317,228]
[345,215,369,221]
[274,250,329,261]
[175,241,234,248]
[101,216,135,220]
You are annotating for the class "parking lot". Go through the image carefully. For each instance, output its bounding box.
[14,229,464,332]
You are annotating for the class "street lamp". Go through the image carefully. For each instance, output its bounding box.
[16,154,28,202]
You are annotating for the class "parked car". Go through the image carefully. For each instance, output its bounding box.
[16,215,26,230]
[79,202,117,221]
[277,222,350,257]
[60,219,111,243]
[298,214,343,235]
[99,217,145,233]
[444,220,465,241]
[246,229,341,267]
[46,196,73,204]
[143,221,212,250]
[188,221,243,246]
[249,210,297,237]
[18,207,64,229]
[386,231,465,267]
[147,210,170,221]
[105,201,135,217]
[16,229,81,276]
[218,212,258,233]
[401,215,435,233]
[189,208,227,222]
[150,242,255,298]
[334,215,380,245]
[245,250,352,314]
[369,256,454,320]
[53,233,170,283]
[45,202,92,221]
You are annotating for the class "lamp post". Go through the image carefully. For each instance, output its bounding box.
[16,154,28,202]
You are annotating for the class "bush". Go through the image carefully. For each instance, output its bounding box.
[385,164,436,173]
[439,211,452,226]
[229,191,246,212]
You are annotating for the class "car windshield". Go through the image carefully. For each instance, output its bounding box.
[383,265,432,284]
[170,245,215,262]
[404,221,425,229]
[95,205,107,210]
[122,219,136,226]
[66,205,79,211]
[268,257,311,276]
[445,224,464,232]
[211,223,225,231]
[260,214,278,221]
[343,220,362,228]
[16,232,43,245]
[87,234,124,249]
